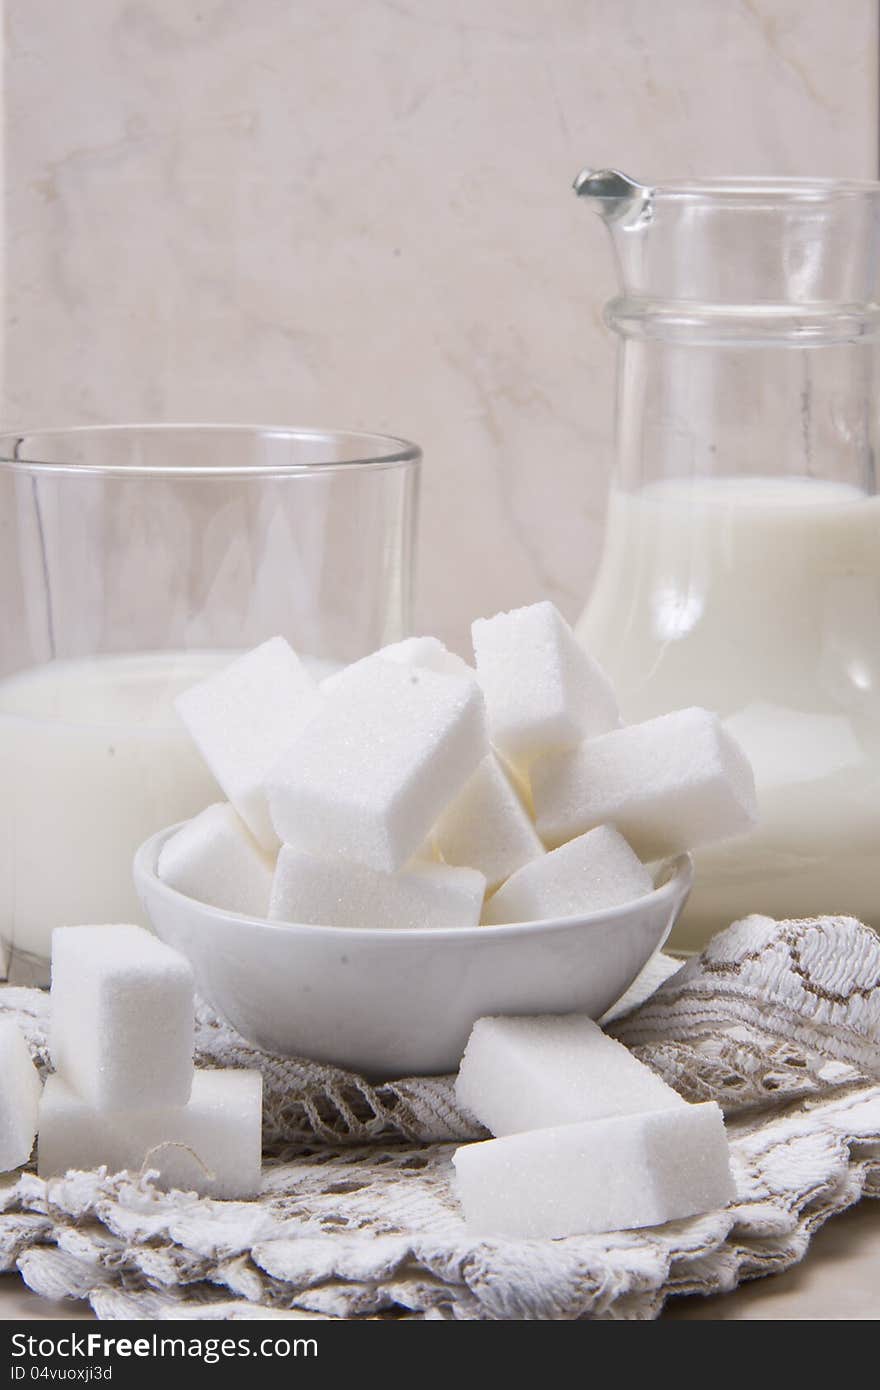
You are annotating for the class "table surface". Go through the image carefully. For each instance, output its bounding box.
[0,1199,877,1321]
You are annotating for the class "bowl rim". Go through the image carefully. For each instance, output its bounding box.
[135,823,694,943]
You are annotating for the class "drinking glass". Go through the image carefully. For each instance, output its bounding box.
[0,424,420,980]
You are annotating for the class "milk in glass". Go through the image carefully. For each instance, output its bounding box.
[0,653,225,978]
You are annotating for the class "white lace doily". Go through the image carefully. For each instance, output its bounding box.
[1,913,878,1320]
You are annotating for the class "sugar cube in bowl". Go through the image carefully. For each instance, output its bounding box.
[134,825,692,1078]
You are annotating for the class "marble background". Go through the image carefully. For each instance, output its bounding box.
[2,0,877,650]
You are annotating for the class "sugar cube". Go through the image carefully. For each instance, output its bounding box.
[498,751,535,816]
[50,926,195,1111]
[482,825,652,925]
[269,845,486,929]
[321,637,473,693]
[0,1021,42,1172]
[268,659,488,872]
[432,754,545,891]
[157,802,275,917]
[455,1013,682,1135]
[37,1070,262,1199]
[452,1102,735,1238]
[471,602,620,770]
[176,637,322,850]
[533,706,758,858]
[381,636,473,676]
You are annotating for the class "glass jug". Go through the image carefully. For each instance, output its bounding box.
[574,170,880,950]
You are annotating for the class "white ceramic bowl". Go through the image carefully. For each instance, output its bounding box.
[134,825,692,1078]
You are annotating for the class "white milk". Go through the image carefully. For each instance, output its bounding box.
[578,476,880,948]
[0,652,228,979]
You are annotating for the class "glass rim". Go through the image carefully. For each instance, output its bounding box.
[650,174,880,203]
[0,423,422,478]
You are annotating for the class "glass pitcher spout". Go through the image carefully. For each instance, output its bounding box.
[573,168,652,227]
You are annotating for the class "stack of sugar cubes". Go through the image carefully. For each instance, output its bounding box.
[37,925,262,1198]
[159,600,757,930]
[452,1012,735,1238]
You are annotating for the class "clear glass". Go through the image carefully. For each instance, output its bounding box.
[574,172,880,949]
[0,424,420,980]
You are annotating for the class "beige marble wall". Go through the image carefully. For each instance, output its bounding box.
[3,0,877,649]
